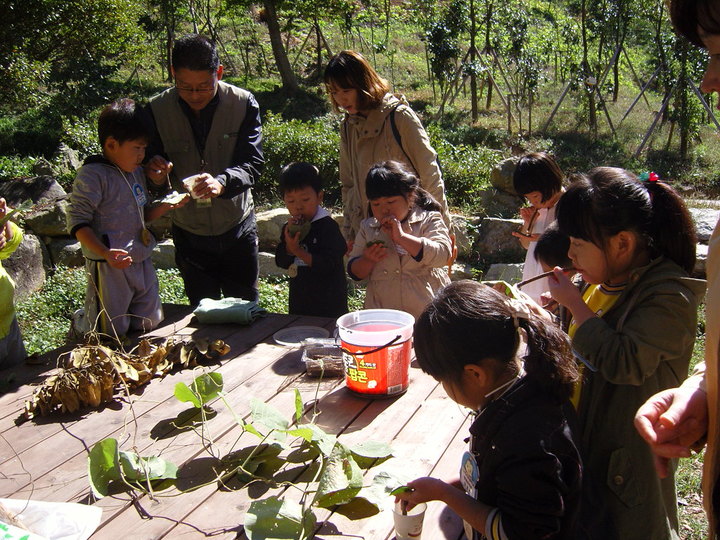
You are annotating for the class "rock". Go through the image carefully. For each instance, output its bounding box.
[147,214,172,240]
[449,262,475,281]
[490,156,520,195]
[52,143,82,174]
[476,187,523,219]
[690,207,720,243]
[5,232,50,301]
[695,243,708,278]
[484,263,524,284]
[32,158,55,177]
[450,214,479,260]
[258,251,287,278]
[256,208,290,251]
[24,198,69,237]
[151,239,177,270]
[47,237,84,267]
[0,176,67,207]
[472,217,526,267]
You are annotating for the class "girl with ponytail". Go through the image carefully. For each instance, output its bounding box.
[548,167,705,539]
[395,280,588,540]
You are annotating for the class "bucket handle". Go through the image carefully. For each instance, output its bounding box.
[340,334,402,357]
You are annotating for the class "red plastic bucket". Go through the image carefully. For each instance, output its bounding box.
[336,309,415,397]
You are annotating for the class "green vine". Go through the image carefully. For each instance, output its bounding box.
[87,372,403,539]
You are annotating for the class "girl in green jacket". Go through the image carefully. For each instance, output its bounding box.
[548,167,705,539]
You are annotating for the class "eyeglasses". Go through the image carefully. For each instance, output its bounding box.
[174,78,217,95]
[175,85,215,95]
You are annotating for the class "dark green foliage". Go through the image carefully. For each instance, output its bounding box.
[2,0,143,115]
[424,0,468,89]
[0,108,64,157]
[16,266,86,355]
[429,125,501,211]
[258,112,341,206]
[0,156,36,181]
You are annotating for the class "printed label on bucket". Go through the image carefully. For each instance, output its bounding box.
[342,340,411,396]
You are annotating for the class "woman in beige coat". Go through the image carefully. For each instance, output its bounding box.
[324,50,450,242]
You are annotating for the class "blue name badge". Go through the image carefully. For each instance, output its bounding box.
[132,183,147,206]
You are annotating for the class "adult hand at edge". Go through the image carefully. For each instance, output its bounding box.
[634,384,708,478]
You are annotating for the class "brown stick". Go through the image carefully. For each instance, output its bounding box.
[516,267,575,289]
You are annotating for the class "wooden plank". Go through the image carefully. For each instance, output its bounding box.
[311,382,468,540]
[90,322,345,538]
[0,309,274,464]
[0,314,379,540]
[4,315,335,538]
[229,366,450,540]
[0,315,302,491]
[412,416,471,540]
[160,384,374,539]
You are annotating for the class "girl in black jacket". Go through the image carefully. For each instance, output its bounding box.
[395,280,601,540]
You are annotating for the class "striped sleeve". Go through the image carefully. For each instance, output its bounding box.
[484,507,509,540]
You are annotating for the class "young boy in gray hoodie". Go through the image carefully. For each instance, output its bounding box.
[67,98,188,338]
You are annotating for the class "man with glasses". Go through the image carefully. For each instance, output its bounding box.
[145,34,264,305]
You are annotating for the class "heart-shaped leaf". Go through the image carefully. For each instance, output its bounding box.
[88,438,121,499]
[314,444,363,508]
[251,398,290,431]
[245,496,315,539]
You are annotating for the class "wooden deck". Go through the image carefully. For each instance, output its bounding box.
[0,306,469,539]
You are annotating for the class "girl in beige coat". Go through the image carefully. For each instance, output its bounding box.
[347,161,451,320]
[324,50,450,241]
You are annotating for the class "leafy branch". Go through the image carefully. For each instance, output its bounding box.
[87,373,403,539]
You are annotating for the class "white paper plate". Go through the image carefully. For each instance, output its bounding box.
[273,326,330,347]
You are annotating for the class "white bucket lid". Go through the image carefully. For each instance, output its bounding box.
[336,309,414,347]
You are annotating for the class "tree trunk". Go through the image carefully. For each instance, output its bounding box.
[483,0,493,109]
[470,0,478,121]
[581,0,597,133]
[679,39,690,159]
[263,0,298,92]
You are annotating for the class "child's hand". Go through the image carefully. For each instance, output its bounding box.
[547,266,582,307]
[539,292,558,310]
[283,223,303,256]
[362,242,388,263]
[511,230,539,249]
[163,193,191,210]
[145,156,173,185]
[519,206,536,222]
[394,477,448,511]
[105,249,133,269]
[380,216,404,243]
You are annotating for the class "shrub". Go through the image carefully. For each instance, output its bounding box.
[0,107,63,157]
[258,112,341,207]
[0,156,37,181]
[430,125,504,211]
[16,266,86,355]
